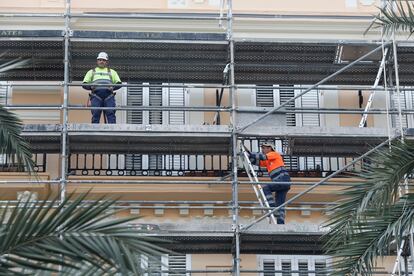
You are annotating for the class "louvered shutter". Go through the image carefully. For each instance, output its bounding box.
[260,255,330,276]
[279,85,296,126]
[314,261,327,276]
[256,86,274,107]
[391,90,408,128]
[168,87,185,125]
[147,256,162,276]
[140,254,189,276]
[406,88,414,127]
[126,84,143,171]
[125,154,142,172]
[295,87,321,170]
[127,84,143,124]
[298,89,320,126]
[281,260,292,276]
[167,86,186,172]
[263,260,275,276]
[149,85,163,125]
[408,259,413,275]
[140,255,162,276]
[148,85,163,170]
[298,261,309,276]
[279,86,298,171]
[168,254,187,276]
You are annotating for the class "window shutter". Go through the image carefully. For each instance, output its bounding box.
[295,87,321,170]
[279,85,296,126]
[126,83,143,171]
[147,256,162,276]
[314,261,327,276]
[127,83,186,173]
[148,85,163,169]
[140,254,189,276]
[298,261,309,276]
[148,155,162,171]
[391,90,408,128]
[256,86,274,107]
[298,89,320,126]
[140,255,162,276]
[125,154,142,172]
[168,87,185,125]
[168,254,187,276]
[260,256,330,276]
[0,84,7,105]
[279,86,298,171]
[127,83,143,124]
[263,260,275,276]
[167,86,186,171]
[281,260,292,276]
[149,85,163,125]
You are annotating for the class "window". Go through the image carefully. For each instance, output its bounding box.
[139,254,191,276]
[255,85,324,172]
[126,83,187,174]
[254,84,321,127]
[259,255,330,276]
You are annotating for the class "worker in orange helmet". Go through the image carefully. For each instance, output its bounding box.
[248,142,291,224]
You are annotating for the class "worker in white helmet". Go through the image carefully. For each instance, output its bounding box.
[82,52,122,124]
[248,142,291,224]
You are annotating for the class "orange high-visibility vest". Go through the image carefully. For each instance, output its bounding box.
[259,151,285,173]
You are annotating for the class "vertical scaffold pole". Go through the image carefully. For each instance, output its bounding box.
[61,0,71,202]
[227,0,240,275]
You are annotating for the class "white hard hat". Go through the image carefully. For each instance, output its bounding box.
[97,52,109,60]
[261,142,275,151]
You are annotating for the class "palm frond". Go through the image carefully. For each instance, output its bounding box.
[0,192,170,275]
[328,194,414,276]
[372,0,414,36]
[0,105,34,173]
[324,140,414,275]
[0,58,31,73]
[0,53,34,173]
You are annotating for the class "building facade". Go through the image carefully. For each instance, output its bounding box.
[0,0,413,274]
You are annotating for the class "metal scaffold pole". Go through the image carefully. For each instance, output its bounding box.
[60,0,71,202]
[227,0,240,274]
[392,30,404,142]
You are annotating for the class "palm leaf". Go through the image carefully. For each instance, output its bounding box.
[324,140,414,275]
[0,192,170,275]
[0,53,35,173]
[328,194,414,275]
[0,105,34,173]
[372,0,414,36]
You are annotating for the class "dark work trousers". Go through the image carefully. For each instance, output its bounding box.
[262,174,291,224]
[90,89,116,124]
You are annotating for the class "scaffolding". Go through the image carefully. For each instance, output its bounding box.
[1,0,414,274]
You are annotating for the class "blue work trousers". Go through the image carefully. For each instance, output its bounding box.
[90,89,116,124]
[262,174,291,224]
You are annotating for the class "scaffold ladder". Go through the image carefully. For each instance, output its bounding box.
[359,47,389,128]
[240,144,277,224]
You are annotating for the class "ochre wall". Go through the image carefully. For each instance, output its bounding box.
[0,0,380,15]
